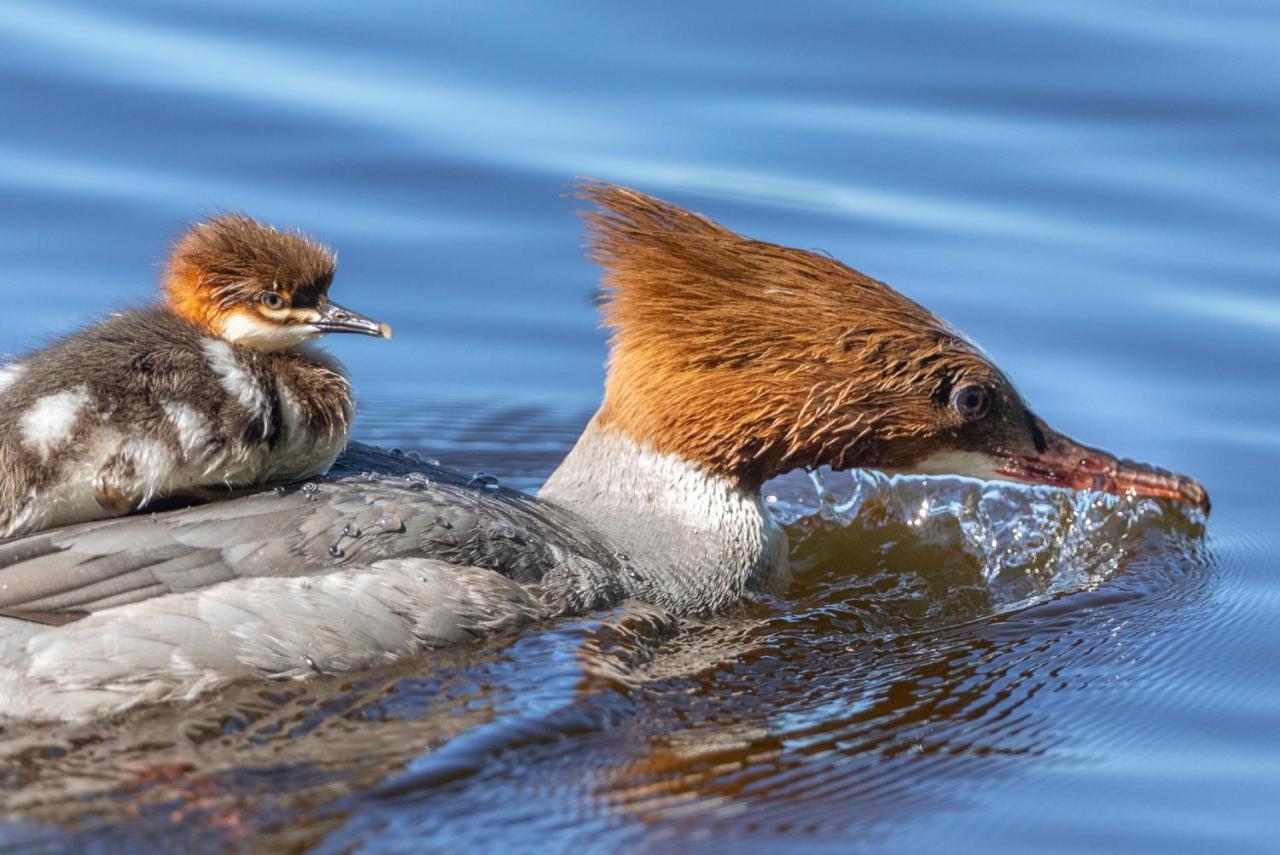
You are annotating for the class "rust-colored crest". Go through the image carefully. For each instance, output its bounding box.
[579,181,1019,488]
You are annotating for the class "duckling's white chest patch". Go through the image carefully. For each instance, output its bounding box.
[201,339,271,435]
[20,386,91,462]
[162,401,212,459]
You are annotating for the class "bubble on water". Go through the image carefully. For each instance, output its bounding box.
[342,523,361,538]
[406,451,423,462]
[469,472,501,491]
[404,473,430,490]
[301,482,319,501]
[328,543,344,558]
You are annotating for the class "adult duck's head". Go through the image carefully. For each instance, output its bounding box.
[579,181,1209,514]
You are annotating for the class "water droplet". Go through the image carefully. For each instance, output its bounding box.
[406,451,423,462]
[377,515,405,533]
[328,543,344,558]
[389,447,405,456]
[342,523,361,538]
[468,472,501,491]
[273,485,288,497]
[301,482,319,501]
[426,458,441,467]
[404,472,430,490]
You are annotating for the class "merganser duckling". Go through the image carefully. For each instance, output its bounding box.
[0,183,1208,720]
[0,215,390,538]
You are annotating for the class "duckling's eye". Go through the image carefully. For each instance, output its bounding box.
[951,384,990,420]
[260,292,286,310]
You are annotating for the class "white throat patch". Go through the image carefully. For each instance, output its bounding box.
[903,450,1005,480]
[539,419,791,609]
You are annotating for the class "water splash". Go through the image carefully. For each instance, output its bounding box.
[768,468,1206,612]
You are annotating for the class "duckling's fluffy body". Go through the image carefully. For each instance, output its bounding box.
[0,308,351,538]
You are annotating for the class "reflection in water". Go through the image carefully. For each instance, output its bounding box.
[0,465,1210,851]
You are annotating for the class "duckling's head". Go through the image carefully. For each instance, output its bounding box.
[164,214,391,350]
[579,181,1209,513]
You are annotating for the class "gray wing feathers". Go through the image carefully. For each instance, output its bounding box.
[0,453,627,720]
[0,467,622,617]
[0,559,549,720]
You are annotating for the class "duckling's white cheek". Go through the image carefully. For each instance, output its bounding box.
[220,314,319,350]
[20,386,91,461]
[0,362,26,394]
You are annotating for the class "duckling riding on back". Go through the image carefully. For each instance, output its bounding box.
[0,215,391,538]
[0,183,1207,721]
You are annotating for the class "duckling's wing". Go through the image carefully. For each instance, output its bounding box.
[0,460,624,621]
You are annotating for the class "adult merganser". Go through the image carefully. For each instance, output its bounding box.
[0,183,1208,720]
[0,215,390,539]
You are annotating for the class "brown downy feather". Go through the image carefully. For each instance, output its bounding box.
[578,181,1020,490]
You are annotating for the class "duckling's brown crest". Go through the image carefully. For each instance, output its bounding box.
[576,180,1009,488]
[164,214,336,332]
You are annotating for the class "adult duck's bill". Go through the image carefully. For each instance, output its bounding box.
[996,415,1210,514]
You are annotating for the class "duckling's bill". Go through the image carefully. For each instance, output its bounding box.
[313,299,392,338]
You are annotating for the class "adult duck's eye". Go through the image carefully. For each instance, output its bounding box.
[951,384,990,420]
[260,292,286,310]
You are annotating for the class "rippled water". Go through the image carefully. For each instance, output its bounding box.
[0,1,1277,852]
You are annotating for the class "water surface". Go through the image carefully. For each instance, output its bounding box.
[0,1,1276,852]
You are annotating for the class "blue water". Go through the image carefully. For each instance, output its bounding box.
[0,1,1276,852]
